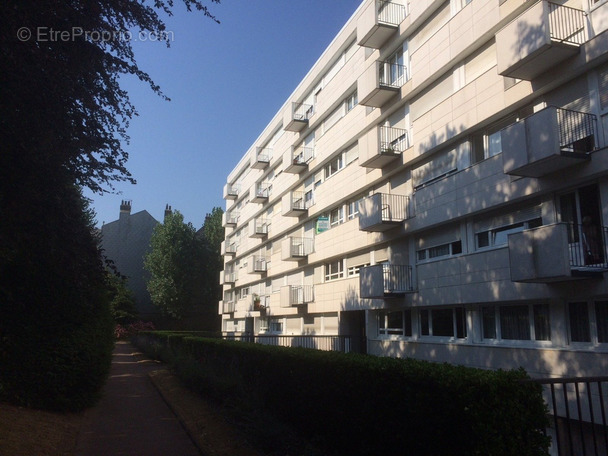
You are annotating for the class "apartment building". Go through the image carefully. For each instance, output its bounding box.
[219,0,608,380]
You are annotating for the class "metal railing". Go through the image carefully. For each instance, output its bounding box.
[256,183,270,198]
[378,193,410,222]
[289,284,314,305]
[567,224,608,269]
[382,264,413,293]
[380,126,409,153]
[225,211,239,225]
[527,376,608,456]
[223,334,363,354]
[223,271,237,283]
[292,145,314,165]
[548,2,586,45]
[251,255,268,272]
[379,62,408,88]
[224,242,237,255]
[222,300,235,313]
[255,147,272,163]
[292,102,314,122]
[254,219,269,235]
[556,108,597,153]
[226,183,240,196]
[289,237,314,257]
[377,1,408,26]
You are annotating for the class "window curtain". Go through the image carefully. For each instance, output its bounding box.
[500,305,530,340]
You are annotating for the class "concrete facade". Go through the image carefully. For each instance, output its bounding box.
[219,0,608,379]
[101,201,160,317]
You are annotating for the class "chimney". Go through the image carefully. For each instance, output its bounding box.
[119,200,131,220]
[164,204,172,221]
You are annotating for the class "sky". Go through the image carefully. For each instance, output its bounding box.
[86,0,364,228]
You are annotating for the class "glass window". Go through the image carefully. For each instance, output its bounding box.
[482,306,496,339]
[418,241,462,262]
[569,302,591,342]
[330,206,344,226]
[596,301,608,343]
[432,309,454,337]
[420,309,430,336]
[325,260,344,281]
[533,304,551,341]
[500,305,531,340]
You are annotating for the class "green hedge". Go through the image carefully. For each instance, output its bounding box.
[134,332,550,456]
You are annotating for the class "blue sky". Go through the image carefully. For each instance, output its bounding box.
[87,0,363,228]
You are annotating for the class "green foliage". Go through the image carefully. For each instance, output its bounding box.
[145,211,210,320]
[198,207,224,315]
[107,271,139,325]
[0,184,115,412]
[134,332,550,456]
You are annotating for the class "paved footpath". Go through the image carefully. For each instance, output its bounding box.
[75,341,201,456]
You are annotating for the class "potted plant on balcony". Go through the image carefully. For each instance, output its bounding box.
[253,294,264,311]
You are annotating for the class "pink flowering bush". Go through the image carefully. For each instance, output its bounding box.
[115,320,156,339]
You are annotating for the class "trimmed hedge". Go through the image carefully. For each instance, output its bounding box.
[134,332,550,456]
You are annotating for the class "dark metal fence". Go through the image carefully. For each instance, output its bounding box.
[382,264,413,293]
[380,126,408,153]
[379,62,408,88]
[528,376,608,456]
[556,108,597,153]
[223,334,363,353]
[567,224,608,269]
[378,193,410,222]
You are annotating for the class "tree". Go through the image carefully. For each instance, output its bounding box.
[145,211,209,319]
[198,207,225,304]
[0,0,220,410]
[107,271,139,325]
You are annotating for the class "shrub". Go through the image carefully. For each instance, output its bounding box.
[133,332,550,456]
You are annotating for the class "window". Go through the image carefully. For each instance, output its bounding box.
[483,304,551,341]
[569,302,591,342]
[330,206,345,226]
[419,307,467,338]
[378,310,412,337]
[476,218,542,249]
[348,195,364,220]
[596,301,608,343]
[417,241,462,261]
[304,189,314,208]
[325,155,344,179]
[347,263,369,277]
[325,260,344,281]
[346,91,358,112]
[269,319,283,333]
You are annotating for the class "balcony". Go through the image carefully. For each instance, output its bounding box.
[280,285,314,307]
[281,236,314,261]
[358,60,408,108]
[359,193,411,232]
[502,107,596,178]
[357,0,408,49]
[223,183,240,200]
[249,218,269,239]
[222,211,239,227]
[221,271,237,285]
[284,101,314,132]
[251,147,271,169]
[496,1,586,80]
[220,240,237,256]
[251,182,270,203]
[284,145,314,174]
[247,255,268,274]
[509,223,608,283]
[359,264,414,298]
[359,125,409,168]
[282,191,311,217]
[221,300,235,313]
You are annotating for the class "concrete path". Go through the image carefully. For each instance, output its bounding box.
[75,341,201,456]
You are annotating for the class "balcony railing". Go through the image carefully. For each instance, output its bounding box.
[379,62,408,88]
[224,242,237,255]
[289,237,314,257]
[251,255,268,272]
[567,223,608,270]
[281,284,314,307]
[377,1,408,26]
[359,193,411,232]
[224,211,239,226]
[252,182,270,203]
[224,183,240,200]
[556,108,597,154]
[360,264,414,298]
[380,126,408,154]
[502,107,596,178]
[285,101,314,132]
[251,218,269,238]
[548,2,586,45]
[223,271,237,284]
[252,147,272,169]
